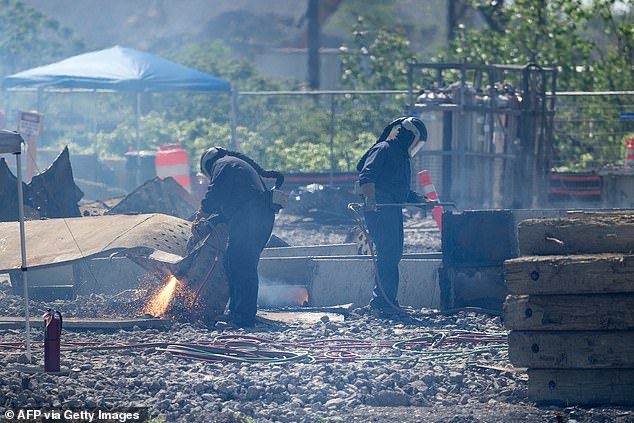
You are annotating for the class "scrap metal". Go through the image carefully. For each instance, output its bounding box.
[0,213,191,272]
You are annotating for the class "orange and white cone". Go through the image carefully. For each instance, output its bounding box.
[417,170,443,234]
[626,137,634,168]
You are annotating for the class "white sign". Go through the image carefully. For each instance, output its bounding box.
[17,110,43,138]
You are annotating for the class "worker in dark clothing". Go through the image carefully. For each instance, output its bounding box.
[357,117,429,315]
[194,147,284,328]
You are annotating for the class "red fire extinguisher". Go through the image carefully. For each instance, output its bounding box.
[43,309,62,372]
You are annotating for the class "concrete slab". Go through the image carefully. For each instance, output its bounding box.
[309,258,441,308]
[257,311,345,324]
[73,257,149,296]
[258,256,314,287]
[9,256,151,297]
[262,243,359,257]
[259,256,442,308]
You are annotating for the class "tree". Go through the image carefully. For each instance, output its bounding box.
[333,17,419,170]
[0,0,84,75]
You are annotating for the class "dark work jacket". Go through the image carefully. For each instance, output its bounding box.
[358,139,416,204]
[200,155,268,218]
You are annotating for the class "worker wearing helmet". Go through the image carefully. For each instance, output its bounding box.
[357,117,429,315]
[195,147,283,328]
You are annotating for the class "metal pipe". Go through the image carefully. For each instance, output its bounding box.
[329,95,335,185]
[348,202,458,211]
[15,151,31,362]
[135,92,141,187]
[237,90,407,96]
[376,202,458,210]
[230,90,239,151]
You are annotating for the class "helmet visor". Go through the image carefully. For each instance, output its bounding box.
[408,138,425,157]
[402,118,426,157]
[200,147,221,177]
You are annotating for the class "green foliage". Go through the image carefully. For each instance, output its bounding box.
[451,0,595,89]
[340,17,416,91]
[140,27,419,173]
[328,0,399,33]
[0,2,431,174]
[328,17,419,172]
[0,0,84,75]
[12,1,634,175]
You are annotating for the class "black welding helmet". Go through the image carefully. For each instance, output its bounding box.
[401,117,427,157]
[200,146,227,178]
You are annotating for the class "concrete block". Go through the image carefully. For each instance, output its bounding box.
[308,259,373,307]
[259,255,442,308]
[398,259,442,308]
[73,257,148,295]
[11,265,74,289]
[10,256,149,297]
[258,257,314,287]
[309,258,441,308]
[262,243,359,258]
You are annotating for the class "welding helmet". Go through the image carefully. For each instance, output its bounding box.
[401,117,427,157]
[200,147,227,178]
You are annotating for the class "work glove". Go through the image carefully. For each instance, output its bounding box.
[407,191,439,210]
[192,209,228,238]
[409,192,430,205]
[360,183,377,212]
[194,208,210,222]
[191,208,210,236]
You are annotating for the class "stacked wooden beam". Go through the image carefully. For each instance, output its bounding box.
[504,213,634,405]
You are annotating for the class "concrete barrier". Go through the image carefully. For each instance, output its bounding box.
[10,256,149,297]
[258,256,441,308]
[261,243,359,258]
[14,239,442,309]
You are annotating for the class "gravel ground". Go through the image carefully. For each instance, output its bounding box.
[0,212,632,422]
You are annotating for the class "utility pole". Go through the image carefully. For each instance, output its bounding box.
[447,0,458,42]
[307,0,320,90]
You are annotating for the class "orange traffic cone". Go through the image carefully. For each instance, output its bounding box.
[626,138,634,168]
[417,170,443,234]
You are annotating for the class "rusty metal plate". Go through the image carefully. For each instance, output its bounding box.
[0,213,191,272]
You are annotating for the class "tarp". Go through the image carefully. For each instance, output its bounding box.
[0,130,23,154]
[3,45,231,93]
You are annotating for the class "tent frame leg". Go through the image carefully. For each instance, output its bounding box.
[15,152,31,362]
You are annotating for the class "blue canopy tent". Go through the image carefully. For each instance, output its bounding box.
[3,45,235,182]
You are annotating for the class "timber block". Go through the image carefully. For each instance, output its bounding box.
[504,294,634,331]
[518,214,634,256]
[505,254,634,295]
[528,369,634,406]
[509,330,634,368]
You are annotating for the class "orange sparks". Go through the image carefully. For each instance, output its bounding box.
[145,275,181,317]
[295,287,309,306]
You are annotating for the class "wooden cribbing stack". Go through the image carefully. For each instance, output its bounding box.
[504,212,634,406]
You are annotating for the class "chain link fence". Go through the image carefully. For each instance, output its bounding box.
[552,92,634,171]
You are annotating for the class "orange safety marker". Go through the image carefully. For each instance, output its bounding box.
[155,143,192,191]
[417,170,443,233]
[626,137,634,168]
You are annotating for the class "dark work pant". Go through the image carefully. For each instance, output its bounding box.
[364,206,404,308]
[224,201,275,326]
